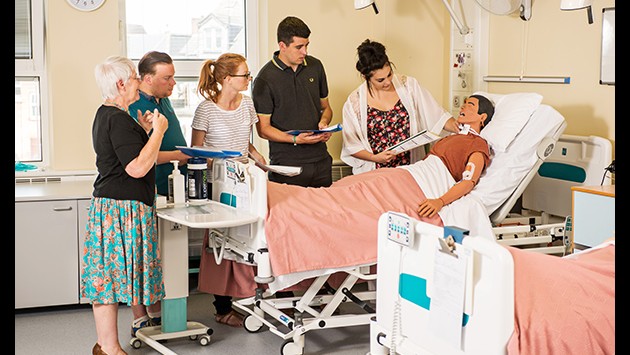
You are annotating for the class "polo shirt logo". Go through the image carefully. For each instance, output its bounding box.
[309,78,314,83]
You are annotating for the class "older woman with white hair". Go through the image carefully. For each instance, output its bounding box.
[81,55,168,355]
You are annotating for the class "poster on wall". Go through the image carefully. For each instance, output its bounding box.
[600,7,614,85]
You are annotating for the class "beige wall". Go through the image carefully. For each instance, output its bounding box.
[485,0,615,153]
[44,0,614,171]
[45,1,121,171]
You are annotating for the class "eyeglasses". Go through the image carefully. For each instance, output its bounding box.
[229,71,252,79]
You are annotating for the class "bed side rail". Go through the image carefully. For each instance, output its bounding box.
[490,120,567,225]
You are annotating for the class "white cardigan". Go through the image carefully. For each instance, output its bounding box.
[341,74,452,175]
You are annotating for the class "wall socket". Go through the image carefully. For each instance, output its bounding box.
[453,95,461,108]
[453,70,471,90]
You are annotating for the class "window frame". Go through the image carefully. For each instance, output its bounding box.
[15,0,50,168]
[119,0,260,146]
[119,0,259,83]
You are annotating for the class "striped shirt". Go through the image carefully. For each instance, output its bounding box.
[191,94,258,160]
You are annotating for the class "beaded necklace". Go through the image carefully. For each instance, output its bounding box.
[103,100,128,113]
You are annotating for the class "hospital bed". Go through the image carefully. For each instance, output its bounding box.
[468,92,611,256]
[369,212,615,355]
[201,92,568,354]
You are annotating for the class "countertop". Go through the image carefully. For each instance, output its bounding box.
[15,179,95,202]
[571,185,615,198]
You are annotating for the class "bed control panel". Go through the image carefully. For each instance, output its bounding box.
[386,212,415,247]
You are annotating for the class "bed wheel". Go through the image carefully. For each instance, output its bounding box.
[198,334,211,346]
[243,314,264,333]
[280,339,303,355]
[129,337,142,349]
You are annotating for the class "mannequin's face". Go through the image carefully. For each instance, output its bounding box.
[457,97,485,126]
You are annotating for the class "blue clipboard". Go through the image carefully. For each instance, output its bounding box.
[285,123,343,136]
[176,146,242,159]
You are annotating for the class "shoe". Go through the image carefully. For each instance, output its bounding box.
[92,343,106,355]
[93,342,128,355]
[131,317,160,337]
[215,309,244,327]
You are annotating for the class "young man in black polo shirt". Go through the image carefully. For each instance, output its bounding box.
[252,16,334,188]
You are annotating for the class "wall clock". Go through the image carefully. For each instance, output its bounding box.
[66,0,106,12]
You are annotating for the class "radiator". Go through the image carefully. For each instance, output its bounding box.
[332,162,353,182]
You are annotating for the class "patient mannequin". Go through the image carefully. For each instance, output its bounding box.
[416,94,494,217]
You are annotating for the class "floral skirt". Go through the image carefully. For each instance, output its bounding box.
[80,197,164,305]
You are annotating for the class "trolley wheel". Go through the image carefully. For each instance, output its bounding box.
[199,335,211,346]
[243,314,264,333]
[129,337,142,349]
[188,335,198,341]
[280,339,303,355]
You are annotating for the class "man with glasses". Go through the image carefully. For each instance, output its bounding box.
[129,51,191,198]
[252,16,334,188]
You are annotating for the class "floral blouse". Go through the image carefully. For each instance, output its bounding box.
[367,99,411,168]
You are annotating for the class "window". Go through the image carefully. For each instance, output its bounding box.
[15,0,48,165]
[123,0,258,146]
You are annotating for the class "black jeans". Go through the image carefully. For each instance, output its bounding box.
[268,155,333,188]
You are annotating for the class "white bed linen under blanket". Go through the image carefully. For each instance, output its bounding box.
[401,155,495,241]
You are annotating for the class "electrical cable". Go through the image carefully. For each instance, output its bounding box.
[389,244,404,355]
[601,160,615,185]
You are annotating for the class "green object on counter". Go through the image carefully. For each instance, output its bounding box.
[15,162,38,172]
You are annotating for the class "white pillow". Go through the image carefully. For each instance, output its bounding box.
[473,91,543,152]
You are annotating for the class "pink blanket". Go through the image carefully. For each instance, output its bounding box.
[265,167,442,276]
[506,243,615,355]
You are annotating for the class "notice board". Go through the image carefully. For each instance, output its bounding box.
[600,7,614,85]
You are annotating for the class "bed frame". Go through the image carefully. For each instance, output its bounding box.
[368,212,513,355]
[206,158,377,355]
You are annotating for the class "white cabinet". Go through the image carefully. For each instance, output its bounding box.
[15,200,80,308]
[15,178,95,309]
[571,185,615,250]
